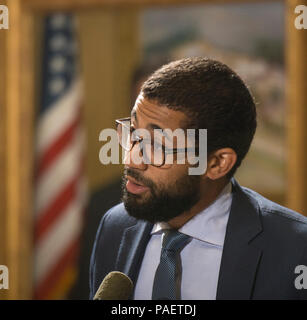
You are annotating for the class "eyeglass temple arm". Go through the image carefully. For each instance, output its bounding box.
[165,147,199,155]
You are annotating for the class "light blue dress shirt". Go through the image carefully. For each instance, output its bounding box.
[133,182,232,300]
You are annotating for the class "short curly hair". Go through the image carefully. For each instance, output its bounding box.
[141,57,257,178]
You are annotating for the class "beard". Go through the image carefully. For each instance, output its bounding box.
[121,168,201,224]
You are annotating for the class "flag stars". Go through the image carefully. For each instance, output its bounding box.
[50,14,68,29]
[44,15,76,99]
[48,78,66,96]
[49,55,67,73]
[49,35,67,51]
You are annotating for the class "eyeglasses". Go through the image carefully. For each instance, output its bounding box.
[115,117,197,167]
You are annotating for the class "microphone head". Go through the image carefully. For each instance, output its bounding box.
[94,271,133,300]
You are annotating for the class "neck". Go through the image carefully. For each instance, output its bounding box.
[167,178,230,229]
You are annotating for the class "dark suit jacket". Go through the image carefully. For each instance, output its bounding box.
[89,178,307,300]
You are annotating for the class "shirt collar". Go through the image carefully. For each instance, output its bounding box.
[151,182,232,246]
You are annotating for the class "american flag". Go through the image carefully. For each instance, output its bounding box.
[34,14,87,300]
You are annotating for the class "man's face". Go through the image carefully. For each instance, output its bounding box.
[122,93,202,224]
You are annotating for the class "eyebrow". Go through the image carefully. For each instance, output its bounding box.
[131,110,172,142]
[131,110,162,130]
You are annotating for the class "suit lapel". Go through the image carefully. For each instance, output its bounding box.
[115,179,263,299]
[216,179,263,300]
[115,220,153,289]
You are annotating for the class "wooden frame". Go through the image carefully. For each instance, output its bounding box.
[285,0,307,215]
[0,0,306,299]
[0,0,36,300]
[23,0,276,11]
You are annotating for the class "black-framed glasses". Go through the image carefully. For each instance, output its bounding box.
[115,117,198,167]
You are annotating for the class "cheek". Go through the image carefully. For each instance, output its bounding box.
[149,163,189,186]
[167,163,189,178]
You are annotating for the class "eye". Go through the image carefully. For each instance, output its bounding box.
[130,127,144,143]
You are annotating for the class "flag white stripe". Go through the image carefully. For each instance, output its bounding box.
[34,183,85,285]
[35,127,85,218]
[36,78,83,156]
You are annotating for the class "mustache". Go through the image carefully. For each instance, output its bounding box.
[124,168,154,189]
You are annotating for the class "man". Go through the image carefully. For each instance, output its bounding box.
[90,57,307,300]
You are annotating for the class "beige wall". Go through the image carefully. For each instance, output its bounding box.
[77,9,140,192]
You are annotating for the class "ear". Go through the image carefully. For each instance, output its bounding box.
[205,148,237,180]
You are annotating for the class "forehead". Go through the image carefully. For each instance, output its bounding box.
[131,93,188,131]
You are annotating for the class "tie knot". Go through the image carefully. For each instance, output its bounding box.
[162,230,191,252]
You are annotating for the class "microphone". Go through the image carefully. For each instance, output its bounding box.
[93,271,133,300]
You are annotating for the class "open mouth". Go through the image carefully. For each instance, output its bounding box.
[132,181,142,186]
[126,176,149,194]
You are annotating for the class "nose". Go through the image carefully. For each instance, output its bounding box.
[124,141,147,170]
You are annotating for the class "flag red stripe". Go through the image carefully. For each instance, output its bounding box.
[35,173,80,242]
[36,113,80,178]
[34,237,80,300]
